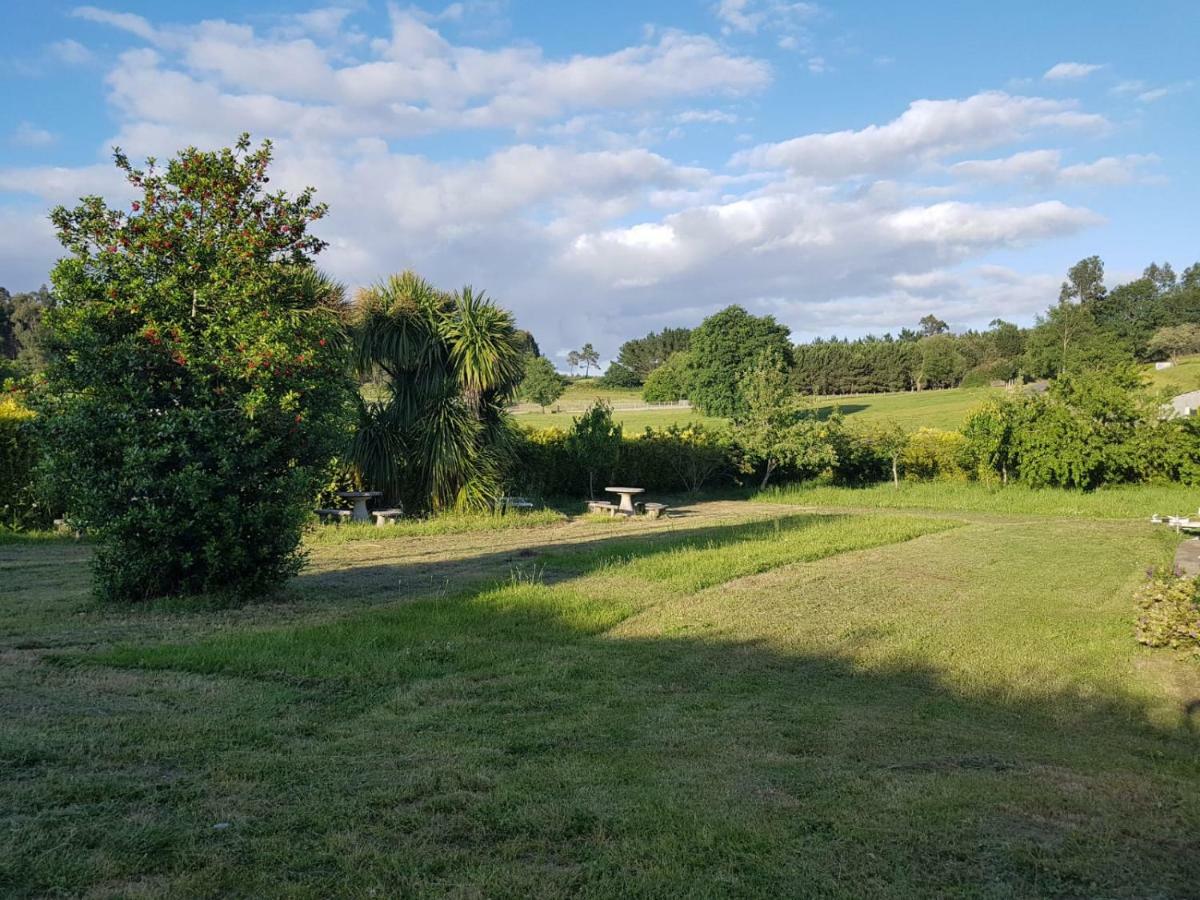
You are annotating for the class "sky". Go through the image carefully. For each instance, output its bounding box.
[1,1,1197,366]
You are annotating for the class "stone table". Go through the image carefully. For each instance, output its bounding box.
[336,491,383,523]
[605,486,644,516]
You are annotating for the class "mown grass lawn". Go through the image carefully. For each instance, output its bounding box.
[2,497,1199,897]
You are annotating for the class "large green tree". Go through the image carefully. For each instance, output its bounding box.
[350,273,525,513]
[734,350,835,488]
[37,136,354,602]
[616,326,691,382]
[687,306,793,417]
[520,354,567,411]
[0,285,53,379]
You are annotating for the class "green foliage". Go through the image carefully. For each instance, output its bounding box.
[1022,300,1131,379]
[1147,323,1200,365]
[35,136,354,602]
[574,342,600,377]
[641,424,731,494]
[597,361,641,388]
[1011,368,1151,489]
[641,350,692,402]
[961,395,1025,484]
[566,401,622,497]
[1134,570,1200,652]
[688,305,792,417]
[735,350,836,488]
[918,313,949,336]
[0,395,52,529]
[0,285,53,377]
[900,428,969,481]
[792,336,919,394]
[511,422,734,497]
[834,420,908,486]
[616,326,691,381]
[350,272,525,513]
[917,334,967,389]
[519,354,567,410]
[1059,255,1107,305]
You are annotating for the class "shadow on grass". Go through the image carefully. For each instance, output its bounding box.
[812,401,870,420]
[291,511,855,600]
[42,578,1200,897]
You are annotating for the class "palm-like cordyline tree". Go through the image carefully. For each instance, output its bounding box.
[348,271,524,513]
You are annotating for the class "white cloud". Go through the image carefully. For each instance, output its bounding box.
[8,122,57,149]
[1111,79,1193,103]
[1043,61,1103,81]
[715,0,820,34]
[76,7,769,143]
[2,9,1131,353]
[952,150,1158,186]
[72,6,160,42]
[48,38,94,65]
[735,92,1107,178]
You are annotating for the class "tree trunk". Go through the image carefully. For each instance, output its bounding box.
[760,459,776,490]
[891,456,899,488]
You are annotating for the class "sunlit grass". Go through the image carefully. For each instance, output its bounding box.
[4,494,1199,895]
[756,479,1199,519]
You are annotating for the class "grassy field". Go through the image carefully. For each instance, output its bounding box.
[812,386,998,431]
[757,479,1200,519]
[1144,354,1200,395]
[512,380,996,432]
[3,492,1199,896]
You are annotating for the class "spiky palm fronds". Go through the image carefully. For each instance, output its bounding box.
[346,271,520,514]
[441,286,526,406]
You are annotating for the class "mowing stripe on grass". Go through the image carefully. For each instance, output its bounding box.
[91,513,956,689]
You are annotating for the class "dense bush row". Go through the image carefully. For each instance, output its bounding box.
[0,396,52,529]
[510,423,736,498]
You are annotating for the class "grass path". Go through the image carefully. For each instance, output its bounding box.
[2,500,1199,896]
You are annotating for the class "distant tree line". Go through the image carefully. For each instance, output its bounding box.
[575,255,1200,411]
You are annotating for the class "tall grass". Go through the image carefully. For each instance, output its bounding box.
[755,479,1198,519]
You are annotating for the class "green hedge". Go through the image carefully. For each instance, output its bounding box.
[511,423,738,498]
[0,396,51,529]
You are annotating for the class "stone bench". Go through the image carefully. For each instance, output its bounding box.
[315,509,352,525]
[372,508,404,526]
[641,502,669,520]
[587,500,618,516]
[500,496,535,512]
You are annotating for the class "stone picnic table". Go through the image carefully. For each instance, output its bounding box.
[336,490,383,523]
[605,486,644,516]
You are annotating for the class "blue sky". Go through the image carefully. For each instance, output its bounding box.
[2,1,1197,362]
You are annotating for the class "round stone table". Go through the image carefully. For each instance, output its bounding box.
[336,490,383,523]
[605,486,644,516]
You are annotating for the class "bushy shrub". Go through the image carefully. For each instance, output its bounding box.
[1135,569,1200,651]
[628,424,734,494]
[36,137,354,602]
[1011,369,1148,489]
[597,362,641,388]
[510,422,736,498]
[519,354,567,411]
[900,428,969,481]
[566,401,622,498]
[642,351,692,403]
[831,421,905,486]
[961,396,1025,484]
[0,395,52,529]
[687,306,792,417]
